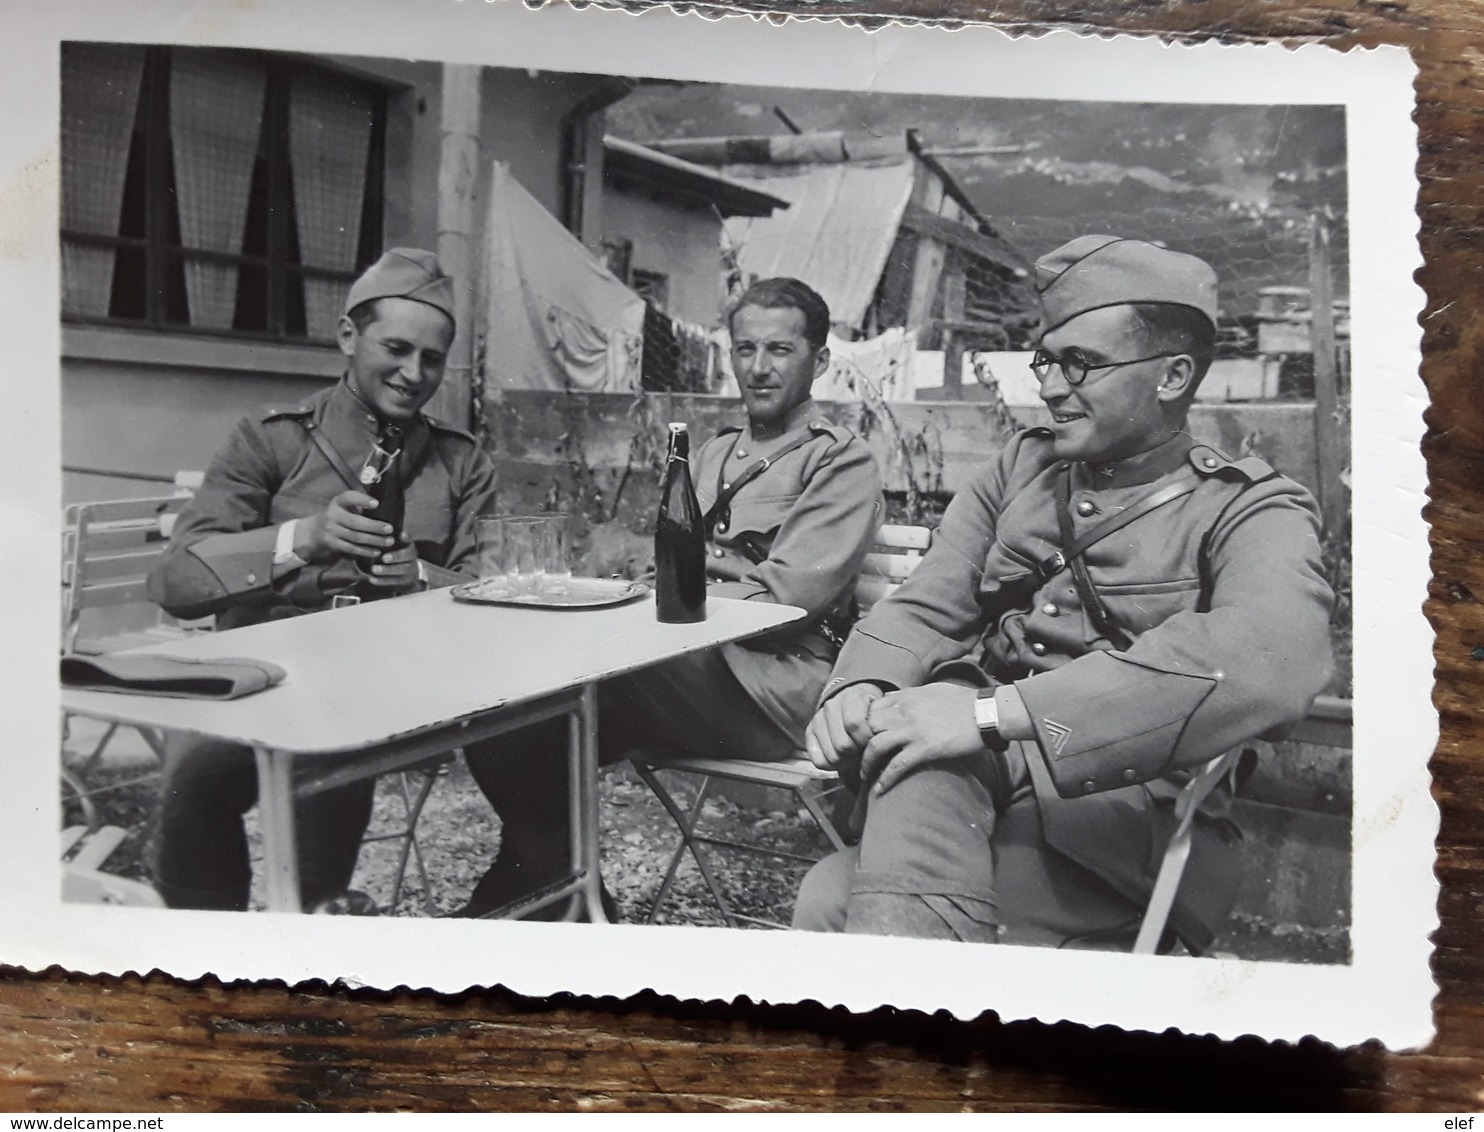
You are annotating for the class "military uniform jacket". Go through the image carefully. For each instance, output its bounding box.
[148,379,498,631]
[694,399,883,744]
[826,428,1334,931]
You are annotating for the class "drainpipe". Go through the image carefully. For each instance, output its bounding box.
[560,77,637,246]
[431,63,482,431]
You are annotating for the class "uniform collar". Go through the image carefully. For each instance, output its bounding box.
[1079,431,1196,491]
[328,375,428,445]
[745,398,816,449]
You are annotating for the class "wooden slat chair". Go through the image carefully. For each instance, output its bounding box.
[61,823,165,908]
[1133,694,1353,954]
[60,494,198,831]
[59,486,447,914]
[629,523,932,928]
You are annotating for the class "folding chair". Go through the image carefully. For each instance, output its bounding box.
[61,823,164,907]
[60,494,199,830]
[1133,695,1354,954]
[358,753,458,915]
[630,524,933,928]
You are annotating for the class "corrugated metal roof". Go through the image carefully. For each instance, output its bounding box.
[722,158,917,330]
[602,137,791,218]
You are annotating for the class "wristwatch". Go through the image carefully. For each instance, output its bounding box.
[974,687,1008,751]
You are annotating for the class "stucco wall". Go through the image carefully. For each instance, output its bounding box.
[602,191,723,327]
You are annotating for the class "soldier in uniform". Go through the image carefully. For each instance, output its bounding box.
[793,237,1335,952]
[146,248,497,912]
[460,277,884,917]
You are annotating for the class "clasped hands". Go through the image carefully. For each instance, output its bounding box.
[805,682,987,795]
[293,489,420,590]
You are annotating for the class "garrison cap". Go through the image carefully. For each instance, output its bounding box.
[344,248,456,325]
[1035,236,1218,335]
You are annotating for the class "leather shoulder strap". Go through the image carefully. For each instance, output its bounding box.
[1050,465,1202,649]
[703,429,818,537]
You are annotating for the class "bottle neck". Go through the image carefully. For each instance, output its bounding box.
[666,429,690,464]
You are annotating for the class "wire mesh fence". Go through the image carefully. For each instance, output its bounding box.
[640,302,723,393]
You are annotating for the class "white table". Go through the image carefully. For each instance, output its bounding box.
[60,590,804,918]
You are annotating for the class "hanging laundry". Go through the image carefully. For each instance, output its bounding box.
[814,327,915,402]
[484,163,644,393]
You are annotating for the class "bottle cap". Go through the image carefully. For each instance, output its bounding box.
[668,422,687,433]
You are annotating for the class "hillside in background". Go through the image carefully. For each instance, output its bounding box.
[609,85,1349,314]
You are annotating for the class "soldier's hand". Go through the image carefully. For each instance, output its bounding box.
[296,490,396,563]
[860,683,984,794]
[805,683,883,772]
[365,540,420,590]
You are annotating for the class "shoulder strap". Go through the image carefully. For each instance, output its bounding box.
[1195,480,1259,613]
[1050,464,1202,649]
[704,429,818,537]
[295,417,435,496]
[297,419,363,493]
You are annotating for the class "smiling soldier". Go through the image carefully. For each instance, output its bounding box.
[145,248,497,913]
[459,276,883,918]
[793,237,1335,952]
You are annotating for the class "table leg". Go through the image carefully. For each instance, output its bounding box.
[253,746,303,913]
[575,683,608,923]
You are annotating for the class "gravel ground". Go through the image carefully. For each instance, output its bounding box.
[61,743,835,927]
[61,731,1345,960]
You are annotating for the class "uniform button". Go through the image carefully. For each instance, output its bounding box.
[713,548,725,558]
[246,573,257,584]
[736,449,748,458]
[1075,499,1098,517]
[1042,602,1059,617]
[1202,455,1219,469]
[722,482,731,491]
[1030,641,1047,656]
[1066,587,1077,599]
[1123,768,1137,781]
[1082,779,1097,794]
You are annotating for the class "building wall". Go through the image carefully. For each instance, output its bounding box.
[61,60,619,502]
[602,190,723,327]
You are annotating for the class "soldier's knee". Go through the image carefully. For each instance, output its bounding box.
[792,848,857,932]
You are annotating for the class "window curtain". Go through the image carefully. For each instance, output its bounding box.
[289,72,373,339]
[170,54,265,329]
[60,44,145,317]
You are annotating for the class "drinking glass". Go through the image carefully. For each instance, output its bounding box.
[542,512,572,595]
[476,516,512,596]
[504,515,547,595]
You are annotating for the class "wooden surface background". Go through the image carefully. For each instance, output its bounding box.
[7,0,1481,1111]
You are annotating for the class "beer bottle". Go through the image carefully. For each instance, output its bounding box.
[358,424,406,600]
[654,422,706,623]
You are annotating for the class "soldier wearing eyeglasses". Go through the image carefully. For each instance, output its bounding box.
[793,236,1335,953]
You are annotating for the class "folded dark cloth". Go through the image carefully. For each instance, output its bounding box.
[61,653,286,700]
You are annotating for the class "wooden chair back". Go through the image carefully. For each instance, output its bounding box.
[61,495,192,655]
[855,523,933,613]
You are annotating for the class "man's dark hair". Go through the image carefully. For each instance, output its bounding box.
[346,297,454,336]
[1128,302,1217,388]
[346,298,383,333]
[729,277,831,350]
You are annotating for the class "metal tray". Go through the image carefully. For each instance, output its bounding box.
[450,576,651,609]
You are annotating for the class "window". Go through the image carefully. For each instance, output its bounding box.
[60,43,385,343]
[630,268,669,313]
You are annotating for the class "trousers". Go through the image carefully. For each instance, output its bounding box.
[792,744,1150,949]
[151,733,376,911]
[461,646,802,918]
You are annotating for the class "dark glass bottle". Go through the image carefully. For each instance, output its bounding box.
[358,425,406,600]
[654,422,706,623]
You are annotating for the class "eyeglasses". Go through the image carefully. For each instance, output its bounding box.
[1029,349,1176,388]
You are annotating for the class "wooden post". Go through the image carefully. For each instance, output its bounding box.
[1307,211,1346,541]
[940,252,967,398]
[430,64,482,432]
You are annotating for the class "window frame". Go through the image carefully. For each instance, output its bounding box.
[59,45,388,346]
